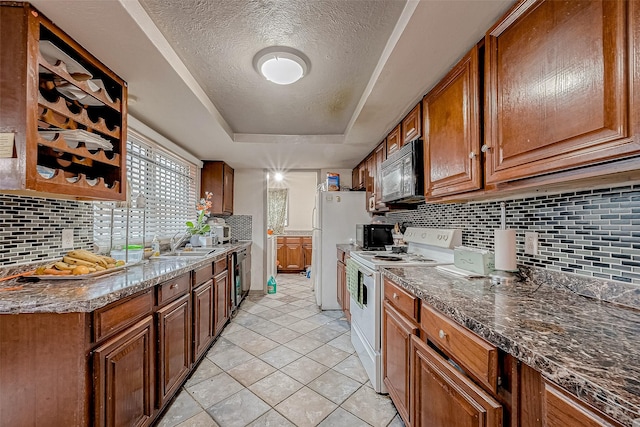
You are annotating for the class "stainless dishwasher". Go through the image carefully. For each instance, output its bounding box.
[231,247,251,312]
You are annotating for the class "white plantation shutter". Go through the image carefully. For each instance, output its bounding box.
[93,130,197,249]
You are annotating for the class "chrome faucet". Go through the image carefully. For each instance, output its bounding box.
[170,231,191,253]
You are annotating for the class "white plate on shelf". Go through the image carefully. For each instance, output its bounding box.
[39,40,93,78]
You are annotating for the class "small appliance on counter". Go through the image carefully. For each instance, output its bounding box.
[209,218,231,243]
[356,223,394,250]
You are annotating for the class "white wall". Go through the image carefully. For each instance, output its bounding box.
[269,171,317,231]
[234,169,267,292]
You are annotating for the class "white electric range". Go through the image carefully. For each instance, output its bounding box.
[348,227,462,394]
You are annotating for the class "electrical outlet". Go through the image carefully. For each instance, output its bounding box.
[524,232,538,255]
[62,228,74,249]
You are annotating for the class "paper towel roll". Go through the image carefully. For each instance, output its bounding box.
[494,229,517,271]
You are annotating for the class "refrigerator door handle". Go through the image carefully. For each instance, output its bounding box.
[311,207,317,229]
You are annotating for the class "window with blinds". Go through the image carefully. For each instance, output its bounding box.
[93,130,197,250]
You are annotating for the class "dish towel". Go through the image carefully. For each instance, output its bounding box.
[346,258,364,309]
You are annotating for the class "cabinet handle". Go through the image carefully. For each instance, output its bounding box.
[393,293,399,300]
[481,144,491,153]
[169,283,178,290]
[469,151,477,159]
[438,329,447,339]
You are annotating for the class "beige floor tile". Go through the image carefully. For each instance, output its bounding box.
[317,407,371,427]
[305,313,337,326]
[387,414,406,427]
[275,387,337,427]
[184,358,223,388]
[236,335,280,356]
[308,370,363,404]
[306,343,350,368]
[244,318,281,334]
[206,389,270,427]
[246,409,296,427]
[224,328,262,346]
[288,299,317,308]
[327,333,356,354]
[254,308,287,320]
[175,411,219,427]
[325,319,351,333]
[258,345,303,369]
[270,313,301,326]
[258,298,286,308]
[288,308,318,319]
[287,319,320,334]
[260,326,302,344]
[219,323,249,337]
[206,342,255,371]
[333,354,370,383]
[186,372,244,408]
[341,386,397,427]
[305,326,344,343]
[156,390,203,427]
[226,357,277,386]
[280,356,329,384]
[242,303,271,315]
[283,335,324,355]
[248,371,304,406]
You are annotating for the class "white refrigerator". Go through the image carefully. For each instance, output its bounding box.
[311,190,370,310]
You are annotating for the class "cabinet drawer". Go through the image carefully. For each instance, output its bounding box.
[421,304,498,393]
[157,273,191,306]
[384,278,419,322]
[194,264,213,286]
[543,381,621,427]
[214,257,227,275]
[93,290,153,343]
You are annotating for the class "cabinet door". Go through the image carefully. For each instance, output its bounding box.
[543,381,620,427]
[387,124,402,156]
[484,0,636,184]
[193,279,214,362]
[157,294,191,408]
[93,316,155,427]
[336,260,345,310]
[411,335,502,427]
[402,103,422,145]
[223,164,234,215]
[374,141,387,208]
[284,237,303,270]
[214,271,229,337]
[276,237,287,271]
[423,46,482,198]
[302,237,312,269]
[384,301,418,426]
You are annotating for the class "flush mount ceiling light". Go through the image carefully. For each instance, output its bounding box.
[253,46,310,85]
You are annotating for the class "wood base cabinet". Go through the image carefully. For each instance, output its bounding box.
[156,294,191,408]
[93,316,155,427]
[214,270,229,337]
[410,335,502,427]
[383,301,418,426]
[277,236,311,272]
[336,248,350,321]
[193,279,214,362]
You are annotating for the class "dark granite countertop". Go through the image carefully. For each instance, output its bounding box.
[382,266,640,426]
[0,242,250,314]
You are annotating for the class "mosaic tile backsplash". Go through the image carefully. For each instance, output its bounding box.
[387,184,640,285]
[220,215,252,240]
[0,195,94,266]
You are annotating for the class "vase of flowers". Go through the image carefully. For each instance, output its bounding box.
[186,192,212,246]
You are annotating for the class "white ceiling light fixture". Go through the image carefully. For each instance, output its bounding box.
[253,46,310,85]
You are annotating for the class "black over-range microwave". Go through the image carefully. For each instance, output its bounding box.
[380,139,424,204]
[356,224,394,250]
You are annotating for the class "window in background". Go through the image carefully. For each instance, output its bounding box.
[93,129,197,250]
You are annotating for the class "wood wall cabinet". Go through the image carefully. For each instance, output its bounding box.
[484,0,639,185]
[402,103,422,145]
[386,123,402,156]
[0,2,127,200]
[423,45,482,198]
[201,161,234,215]
[93,316,155,427]
[373,140,387,210]
[156,294,191,408]
[277,236,311,272]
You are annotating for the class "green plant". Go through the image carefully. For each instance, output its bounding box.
[186,192,212,235]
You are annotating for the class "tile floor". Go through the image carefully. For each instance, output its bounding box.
[156,273,403,427]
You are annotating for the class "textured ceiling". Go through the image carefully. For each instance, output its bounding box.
[27,0,515,169]
[139,0,406,136]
